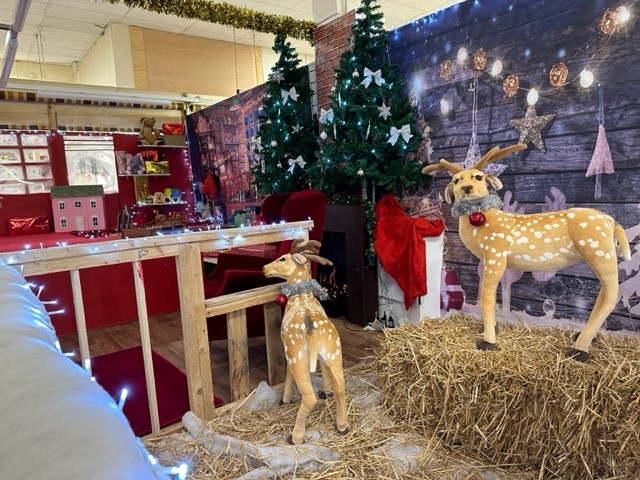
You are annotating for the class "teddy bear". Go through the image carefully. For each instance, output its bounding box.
[138,117,164,146]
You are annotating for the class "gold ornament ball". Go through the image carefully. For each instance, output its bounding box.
[599,8,620,36]
[439,59,453,80]
[503,74,519,97]
[471,48,488,72]
[549,62,569,87]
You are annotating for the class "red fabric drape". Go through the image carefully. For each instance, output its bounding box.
[375,194,445,309]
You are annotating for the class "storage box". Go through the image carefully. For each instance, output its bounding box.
[163,135,185,146]
[145,160,169,174]
[378,234,444,324]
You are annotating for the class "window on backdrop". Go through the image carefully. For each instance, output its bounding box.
[63,134,118,194]
[0,131,53,194]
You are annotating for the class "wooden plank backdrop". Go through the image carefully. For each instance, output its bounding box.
[391,0,640,330]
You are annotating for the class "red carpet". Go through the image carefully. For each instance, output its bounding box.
[91,346,197,436]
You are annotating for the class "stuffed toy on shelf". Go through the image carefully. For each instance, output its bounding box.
[138,117,164,146]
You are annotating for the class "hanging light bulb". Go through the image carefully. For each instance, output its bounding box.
[490,59,503,76]
[440,98,451,114]
[617,6,631,23]
[527,88,539,105]
[580,69,594,88]
[457,47,468,64]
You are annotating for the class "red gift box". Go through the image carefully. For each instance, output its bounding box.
[8,216,52,236]
[162,123,184,135]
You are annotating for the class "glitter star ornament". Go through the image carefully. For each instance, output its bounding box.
[510,105,555,152]
[270,70,284,83]
[292,123,302,134]
[378,101,391,120]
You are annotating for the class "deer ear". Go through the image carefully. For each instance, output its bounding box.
[292,253,308,264]
[485,174,503,191]
[444,182,455,204]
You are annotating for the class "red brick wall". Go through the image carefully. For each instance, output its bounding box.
[313,11,355,112]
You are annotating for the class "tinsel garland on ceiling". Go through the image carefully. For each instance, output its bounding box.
[103,0,316,44]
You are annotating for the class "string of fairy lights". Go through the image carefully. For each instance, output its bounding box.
[432,4,633,114]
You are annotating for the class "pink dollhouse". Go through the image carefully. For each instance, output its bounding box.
[50,185,106,232]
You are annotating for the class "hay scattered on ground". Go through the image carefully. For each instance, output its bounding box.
[145,361,533,479]
[376,313,640,480]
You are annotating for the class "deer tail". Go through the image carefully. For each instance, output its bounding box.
[614,222,631,261]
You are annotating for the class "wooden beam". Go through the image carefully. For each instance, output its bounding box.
[227,309,250,401]
[175,243,216,421]
[204,284,283,317]
[69,269,90,371]
[264,302,285,385]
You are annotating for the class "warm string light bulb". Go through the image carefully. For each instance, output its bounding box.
[580,69,594,88]
[527,88,539,105]
[490,59,503,76]
[440,98,451,114]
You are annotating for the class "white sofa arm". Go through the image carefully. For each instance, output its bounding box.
[0,259,169,480]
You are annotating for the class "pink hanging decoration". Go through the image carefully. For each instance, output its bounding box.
[585,124,615,199]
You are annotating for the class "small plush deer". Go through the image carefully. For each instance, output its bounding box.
[262,239,348,444]
[423,144,631,361]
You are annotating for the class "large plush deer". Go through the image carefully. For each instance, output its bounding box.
[262,239,348,444]
[423,144,631,361]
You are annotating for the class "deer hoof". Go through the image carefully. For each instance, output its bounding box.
[318,390,333,400]
[335,424,349,436]
[286,434,304,445]
[566,348,590,362]
[476,339,496,350]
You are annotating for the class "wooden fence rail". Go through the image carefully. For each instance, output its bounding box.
[0,221,312,434]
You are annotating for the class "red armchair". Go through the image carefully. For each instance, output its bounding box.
[203,189,327,340]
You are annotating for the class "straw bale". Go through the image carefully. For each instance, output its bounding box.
[375,313,640,479]
[145,360,534,479]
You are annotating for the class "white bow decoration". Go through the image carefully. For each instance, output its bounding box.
[287,155,306,173]
[387,124,413,146]
[251,136,263,152]
[361,67,383,88]
[281,86,299,105]
[319,108,334,124]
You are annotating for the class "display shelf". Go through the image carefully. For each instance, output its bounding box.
[138,144,187,149]
[119,174,171,177]
[136,201,189,207]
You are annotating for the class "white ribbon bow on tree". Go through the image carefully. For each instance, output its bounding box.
[387,124,413,146]
[319,108,334,124]
[287,155,306,173]
[251,136,263,152]
[361,67,383,88]
[281,87,299,105]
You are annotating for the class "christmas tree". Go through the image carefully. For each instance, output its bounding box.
[251,35,317,194]
[310,0,422,201]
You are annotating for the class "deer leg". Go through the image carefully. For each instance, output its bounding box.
[569,259,619,361]
[281,366,295,404]
[317,361,334,400]
[477,261,505,349]
[287,360,317,445]
[324,357,349,435]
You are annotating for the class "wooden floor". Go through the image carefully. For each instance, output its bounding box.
[58,312,383,404]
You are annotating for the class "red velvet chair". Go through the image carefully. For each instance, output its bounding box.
[204,189,326,340]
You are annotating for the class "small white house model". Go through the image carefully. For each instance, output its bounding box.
[50,185,106,233]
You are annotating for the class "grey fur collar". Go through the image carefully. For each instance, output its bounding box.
[451,194,504,218]
[281,279,329,301]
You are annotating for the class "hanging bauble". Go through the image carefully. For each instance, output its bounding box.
[439,59,453,80]
[320,131,328,140]
[352,69,360,78]
[271,140,278,147]
[598,8,620,36]
[503,75,519,97]
[549,62,568,87]
[471,48,487,72]
[469,212,486,226]
[276,294,287,307]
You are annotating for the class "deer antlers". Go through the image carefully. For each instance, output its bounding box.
[422,143,527,176]
[290,239,333,266]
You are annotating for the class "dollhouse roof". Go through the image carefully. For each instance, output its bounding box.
[50,185,104,198]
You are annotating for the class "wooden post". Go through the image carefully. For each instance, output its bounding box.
[175,243,216,421]
[132,260,160,434]
[69,269,90,371]
[264,302,285,385]
[226,309,251,401]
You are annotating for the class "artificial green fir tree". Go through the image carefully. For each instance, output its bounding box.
[310,0,422,201]
[251,35,317,194]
